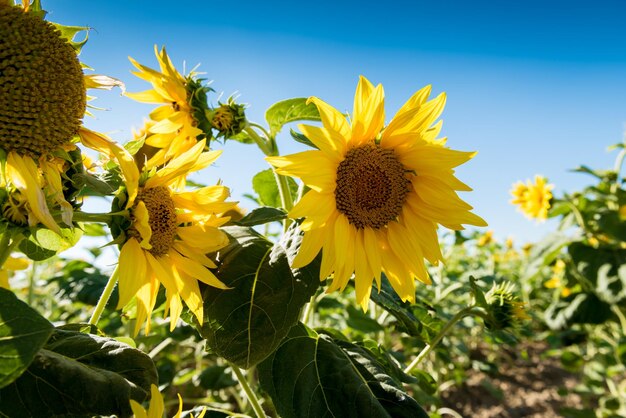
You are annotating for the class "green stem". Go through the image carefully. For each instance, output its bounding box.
[564,200,588,234]
[404,306,477,374]
[245,124,294,219]
[244,125,273,156]
[72,210,127,224]
[229,362,267,418]
[299,294,316,325]
[88,265,119,326]
[27,262,37,305]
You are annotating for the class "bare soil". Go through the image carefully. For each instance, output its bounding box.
[439,341,590,418]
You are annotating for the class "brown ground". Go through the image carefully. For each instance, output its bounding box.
[439,341,590,418]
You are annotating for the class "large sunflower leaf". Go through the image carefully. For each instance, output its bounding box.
[258,323,429,418]
[0,328,158,418]
[0,288,53,389]
[196,224,320,369]
[265,98,321,138]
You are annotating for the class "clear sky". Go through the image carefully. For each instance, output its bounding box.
[47,0,626,245]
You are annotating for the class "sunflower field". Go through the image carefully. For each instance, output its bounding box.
[1,1,626,417]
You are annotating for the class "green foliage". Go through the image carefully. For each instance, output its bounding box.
[232,206,287,227]
[265,98,321,138]
[0,328,158,418]
[258,323,429,418]
[0,288,53,389]
[251,168,298,208]
[19,227,83,261]
[195,225,320,368]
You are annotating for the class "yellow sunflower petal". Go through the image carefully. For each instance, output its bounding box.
[146,384,165,418]
[298,124,346,160]
[6,152,60,234]
[133,201,153,250]
[78,128,139,207]
[169,250,228,289]
[289,190,336,231]
[307,96,351,139]
[292,227,325,269]
[145,140,208,188]
[40,160,73,226]
[266,151,336,192]
[177,223,230,253]
[117,239,147,308]
[351,80,384,145]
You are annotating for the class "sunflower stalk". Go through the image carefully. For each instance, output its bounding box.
[404,305,484,374]
[244,124,294,215]
[88,265,119,326]
[72,209,128,224]
[229,362,268,418]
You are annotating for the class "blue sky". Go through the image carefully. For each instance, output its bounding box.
[47,0,626,245]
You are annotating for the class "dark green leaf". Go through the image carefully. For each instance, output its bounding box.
[233,207,287,227]
[290,128,318,149]
[369,275,441,343]
[195,365,237,391]
[196,225,320,368]
[0,329,158,418]
[251,169,298,208]
[258,324,428,418]
[568,242,626,304]
[0,288,53,389]
[596,209,626,242]
[265,98,321,138]
[544,292,614,329]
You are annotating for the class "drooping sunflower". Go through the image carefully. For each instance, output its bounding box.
[510,175,553,221]
[0,2,121,233]
[97,135,235,335]
[126,47,213,169]
[267,76,486,309]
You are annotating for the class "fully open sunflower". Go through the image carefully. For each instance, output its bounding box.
[267,76,486,309]
[92,134,235,335]
[0,2,122,233]
[510,175,553,221]
[126,47,212,169]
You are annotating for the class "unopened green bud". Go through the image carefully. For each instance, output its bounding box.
[484,282,528,330]
[207,99,247,138]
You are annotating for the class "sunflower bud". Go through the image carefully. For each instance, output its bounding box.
[484,282,528,330]
[207,99,247,138]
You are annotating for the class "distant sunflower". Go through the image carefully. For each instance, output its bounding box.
[126,47,212,169]
[108,138,235,335]
[267,76,486,309]
[0,2,121,233]
[510,175,553,221]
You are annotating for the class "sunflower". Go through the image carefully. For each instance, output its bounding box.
[130,384,206,418]
[126,46,212,169]
[0,2,122,234]
[103,138,235,335]
[510,175,553,221]
[267,76,486,309]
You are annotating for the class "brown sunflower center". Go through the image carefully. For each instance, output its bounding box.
[134,186,177,256]
[0,4,86,157]
[334,144,411,229]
